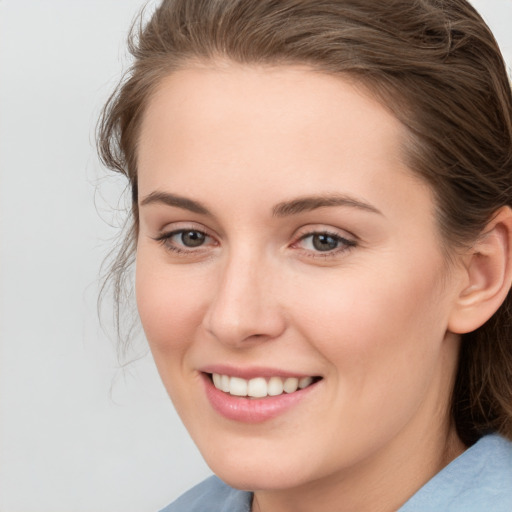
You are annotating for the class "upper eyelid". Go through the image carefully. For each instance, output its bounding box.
[298,229,353,240]
[153,223,357,247]
[156,221,215,238]
[294,225,357,241]
[294,231,356,247]
[156,227,214,242]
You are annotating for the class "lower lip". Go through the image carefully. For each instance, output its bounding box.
[202,373,319,423]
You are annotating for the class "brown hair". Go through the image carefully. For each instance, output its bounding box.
[97,0,512,445]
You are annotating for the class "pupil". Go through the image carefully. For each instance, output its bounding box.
[181,231,205,247]
[312,234,338,251]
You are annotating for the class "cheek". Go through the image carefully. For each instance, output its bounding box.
[135,252,207,357]
[290,256,451,392]
[285,264,454,454]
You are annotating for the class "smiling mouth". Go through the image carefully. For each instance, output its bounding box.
[208,373,322,398]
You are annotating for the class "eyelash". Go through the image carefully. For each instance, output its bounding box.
[153,228,357,258]
[154,229,215,255]
[293,230,357,258]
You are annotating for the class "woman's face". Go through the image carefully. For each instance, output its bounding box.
[136,64,464,493]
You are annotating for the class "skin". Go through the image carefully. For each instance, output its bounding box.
[135,63,468,512]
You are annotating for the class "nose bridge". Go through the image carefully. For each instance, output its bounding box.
[204,244,285,345]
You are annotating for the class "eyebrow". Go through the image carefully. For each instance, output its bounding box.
[140,191,211,215]
[272,194,382,217]
[140,191,382,218]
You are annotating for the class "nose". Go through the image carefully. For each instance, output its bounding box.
[202,249,286,347]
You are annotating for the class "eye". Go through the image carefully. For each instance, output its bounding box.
[296,230,356,255]
[307,233,341,252]
[175,230,207,247]
[154,228,215,253]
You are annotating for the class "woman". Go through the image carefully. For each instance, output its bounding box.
[98,0,512,510]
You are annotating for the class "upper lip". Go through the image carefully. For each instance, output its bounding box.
[199,364,320,380]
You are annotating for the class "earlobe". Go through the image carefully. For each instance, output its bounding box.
[448,206,512,335]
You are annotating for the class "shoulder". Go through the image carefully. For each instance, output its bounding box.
[400,434,512,512]
[159,475,252,512]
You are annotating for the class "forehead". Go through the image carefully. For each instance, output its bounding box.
[137,63,429,221]
[140,64,404,156]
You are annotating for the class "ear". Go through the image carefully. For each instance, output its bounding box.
[448,206,512,334]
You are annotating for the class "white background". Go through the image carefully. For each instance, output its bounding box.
[0,1,511,511]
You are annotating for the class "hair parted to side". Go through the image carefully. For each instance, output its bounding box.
[97,0,512,445]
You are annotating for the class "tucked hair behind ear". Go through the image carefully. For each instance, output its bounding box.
[98,0,512,445]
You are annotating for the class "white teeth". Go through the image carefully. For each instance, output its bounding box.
[229,377,248,396]
[247,377,267,398]
[212,373,222,389]
[283,377,299,393]
[220,374,230,393]
[211,373,316,397]
[267,376,284,396]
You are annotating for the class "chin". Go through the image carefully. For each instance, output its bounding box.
[199,442,324,492]
[211,462,306,492]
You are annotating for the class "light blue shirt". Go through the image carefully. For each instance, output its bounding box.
[160,434,512,512]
